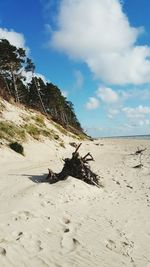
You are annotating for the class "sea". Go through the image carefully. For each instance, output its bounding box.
[102,135,150,140]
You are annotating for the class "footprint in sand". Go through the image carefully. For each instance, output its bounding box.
[106,239,117,251]
[16,232,23,241]
[60,218,80,253]
[106,237,135,265]
[36,240,43,251]
[60,234,80,253]
[15,231,43,254]
[0,247,6,256]
[13,210,36,221]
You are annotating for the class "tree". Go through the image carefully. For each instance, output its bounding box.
[25,58,47,114]
[0,39,84,135]
[0,39,26,102]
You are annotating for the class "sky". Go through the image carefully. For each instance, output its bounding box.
[0,0,150,137]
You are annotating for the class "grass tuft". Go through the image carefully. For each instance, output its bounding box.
[9,141,24,155]
[60,141,65,148]
[24,124,41,140]
[31,115,45,127]
[0,121,26,141]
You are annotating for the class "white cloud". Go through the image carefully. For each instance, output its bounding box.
[136,105,150,114]
[97,87,119,103]
[120,88,150,101]
[85,97,100,110]
[50,0,150,85]
[84,125,104,137]
[123,105,150,118]
[108,108,119,118]
[35,73,49,84]
[139,119,150,126]
[74,70,84,88]
[22,70,48,84]
[0,27,27,50]
[61,90,68,97]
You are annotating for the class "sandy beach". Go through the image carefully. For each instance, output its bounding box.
[1,1,150,265]
[0,137,150,267]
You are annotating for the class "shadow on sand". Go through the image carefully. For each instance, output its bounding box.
[21,173,48,184]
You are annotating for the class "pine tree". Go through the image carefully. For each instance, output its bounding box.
[25,58,47,114]
[0,39,26,102]
[0,39,84,135]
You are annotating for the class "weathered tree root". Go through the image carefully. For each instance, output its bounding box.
[132,147,146,169]
[46,143,100,187]
[135,147,146,155]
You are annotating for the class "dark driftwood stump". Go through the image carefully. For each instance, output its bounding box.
[132,147,146,169]
[46,143,100,187]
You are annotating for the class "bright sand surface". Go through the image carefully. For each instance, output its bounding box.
[0,138,150,267]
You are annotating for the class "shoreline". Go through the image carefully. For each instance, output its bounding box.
[96,135,150,140]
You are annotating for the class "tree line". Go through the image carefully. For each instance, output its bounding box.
[0,39,83,132]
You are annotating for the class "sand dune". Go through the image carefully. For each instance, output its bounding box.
[0,137,150,267]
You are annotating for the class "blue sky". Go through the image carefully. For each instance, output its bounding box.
[0,0,150,137]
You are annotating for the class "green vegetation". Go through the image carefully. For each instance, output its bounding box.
[53,123,68,135]
[53,123,87,140]
[24,123,57,140]
[0,101,5,112]
[59,141,65,148]
[24,124,41,140]
[0,119,63,144]
[41,128,54,138]
[68,126,87,140]
[9,141,24,155]
[54,134,59,140]
[31,115,45,127]
[0,121,26,141]
[0,38,85,137]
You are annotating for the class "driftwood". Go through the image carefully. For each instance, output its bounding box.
[46,143,100,187]
[132,147,146,169]
[133,164,143,169]
[134,147,146,155]
[130,147,146,156]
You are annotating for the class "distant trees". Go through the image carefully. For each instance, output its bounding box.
[0,38,83,133]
